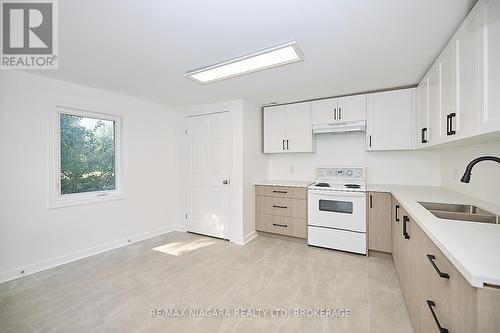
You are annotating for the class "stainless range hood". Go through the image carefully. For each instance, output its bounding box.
[312,120,366,134]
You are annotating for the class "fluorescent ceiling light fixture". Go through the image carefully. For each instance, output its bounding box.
[185,41,303,84]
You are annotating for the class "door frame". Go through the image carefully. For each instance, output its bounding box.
[185,110,232,240]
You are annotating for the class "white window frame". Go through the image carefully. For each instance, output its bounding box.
[49,105,126,208]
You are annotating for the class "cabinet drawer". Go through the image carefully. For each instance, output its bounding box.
[256,214,306,238]
[255,185,307,199]
[422,232,477,331]
[256,196,307,218]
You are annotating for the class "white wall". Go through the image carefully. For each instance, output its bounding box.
[268,132,442,185]
[0,71,178,282]
[440,141,500,204]
[242,101,268,240]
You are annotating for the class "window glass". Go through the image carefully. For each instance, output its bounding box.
[60,113,116,195]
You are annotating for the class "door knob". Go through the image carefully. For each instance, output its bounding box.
[223,180,229,185]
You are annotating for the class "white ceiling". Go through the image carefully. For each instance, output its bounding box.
[34,0,476,107]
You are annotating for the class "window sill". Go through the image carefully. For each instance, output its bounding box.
[49,193,128,209]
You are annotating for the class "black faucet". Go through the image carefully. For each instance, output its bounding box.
[460,156,500,183]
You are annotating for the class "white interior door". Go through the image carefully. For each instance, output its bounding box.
[187,112,230,239]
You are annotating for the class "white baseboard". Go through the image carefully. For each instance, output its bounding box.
[232,230,257,245]
[0,225,178,284]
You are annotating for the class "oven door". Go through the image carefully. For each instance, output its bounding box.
[308,190,366,232]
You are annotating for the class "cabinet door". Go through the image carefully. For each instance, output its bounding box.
[338,94,366,122]
[428,63,439,145]
[480,0,500,133]
[417,77,429,148]
[366,88,414,151]
[437,41,457,143]
[311,98,337,124]
[286,102,314,153]
[263,105,287,153]
[455,4,481,140]
[368,192,392,253]
[391,197,402,273]
[406,217,423,333]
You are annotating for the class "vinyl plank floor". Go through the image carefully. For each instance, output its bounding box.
[0,232,413,332]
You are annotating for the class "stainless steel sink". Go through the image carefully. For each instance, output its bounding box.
[418,202,500,224]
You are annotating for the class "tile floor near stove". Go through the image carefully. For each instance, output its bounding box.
[0,232,413,333]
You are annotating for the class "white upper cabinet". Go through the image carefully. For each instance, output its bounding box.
[455,3,481,140]
[436,39,457,143]
[427,63,439,145]
[366,88,416,151]
[263,105,287,153]
[311,94,366,124]
[337,95,366,122]
[414,0,500,149]
[286,103,314,153]
[480,0,500,133]
[311,98,338,124]
[263,102,314,153]
[416,76,429,148]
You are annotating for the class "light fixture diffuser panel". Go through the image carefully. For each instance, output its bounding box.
[185,41,303,84]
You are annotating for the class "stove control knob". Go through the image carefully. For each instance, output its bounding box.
[347,170,353,176]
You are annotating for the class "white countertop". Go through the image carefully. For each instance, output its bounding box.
[254,180,313,188]
[368,184,500,288]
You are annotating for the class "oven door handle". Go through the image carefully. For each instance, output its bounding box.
[308,190,366,197]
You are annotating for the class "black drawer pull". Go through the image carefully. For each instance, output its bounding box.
[395,204,400,222]
[427,254,450,279]
[272,190,288,194]
[272,205,288,209]
[403,215,410,239]
[272,223,287,228]
[426,300,449,333]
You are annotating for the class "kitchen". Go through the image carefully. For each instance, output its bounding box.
[1,0,500,332]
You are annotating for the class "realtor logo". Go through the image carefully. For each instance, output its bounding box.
[1,0,58,69]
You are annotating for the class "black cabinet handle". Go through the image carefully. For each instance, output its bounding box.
[395,204,400,222]
[427,254,450,279]
[449,113,456,135]
[272,190,288,194]
[272,223,287,228]
[339,108,342,119]
[272,205,288,209]
[403,215,410,239]
[334,108,337,120]
[446,114,451,135]
[426,300,449,333]
[369,135,372,147]
[282,139,285,150]
[369,194,373,208]
[421,128,428,143]
[286,139,289,150]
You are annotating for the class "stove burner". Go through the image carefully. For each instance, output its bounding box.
[344,184,361,189]
[315,183,331,187]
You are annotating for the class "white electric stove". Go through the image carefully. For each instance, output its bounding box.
[307,167,367,255]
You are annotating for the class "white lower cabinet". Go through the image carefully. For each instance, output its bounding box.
[263,102,314,153]
[366,88,416,151]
